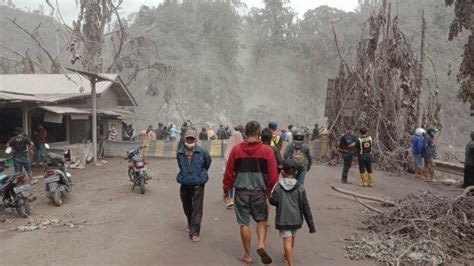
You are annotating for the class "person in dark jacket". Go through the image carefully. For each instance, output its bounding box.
[261,127,283,173]
[199,127,209,141]
[223,121,279,265]
[176,129,212,243]
[464,131,474,188]
[270,159,316,266]
[338,125,357,184]
[284,130,312,184]
[423,127,438,182]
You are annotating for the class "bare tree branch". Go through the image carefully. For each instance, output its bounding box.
[7,17,60,73]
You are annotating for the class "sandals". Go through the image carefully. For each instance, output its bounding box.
[191,236,200,243]
[257,248,272,265]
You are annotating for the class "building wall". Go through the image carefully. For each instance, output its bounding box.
[97,88,119,108]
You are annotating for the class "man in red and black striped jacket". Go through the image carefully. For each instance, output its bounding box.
[223,121,279,265]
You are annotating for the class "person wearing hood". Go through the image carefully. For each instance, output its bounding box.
[464,131,474,188]
[412,128,426,179]
[284,129,312,184]
[270,159,316,266]
[223,121,279,265]
[176,129,212,243]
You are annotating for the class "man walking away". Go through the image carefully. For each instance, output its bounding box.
[217,125,226,140]
[199,127,209,141]
[270,159,316,266]
[356,127,374,187]
[311,124,321,141]
[423,127,438,182]
[268,121,283,151]
[7,127,35,184]
[338,125,357,184]
[286,125,294,144]
[176,129,212,243]
[284,130,312,184]
[156,123,164,140]
[261,128,283,173]
[464,131,474,188]
[223,121,278,265]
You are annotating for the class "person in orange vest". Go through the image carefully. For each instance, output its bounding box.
[355,127,374,187]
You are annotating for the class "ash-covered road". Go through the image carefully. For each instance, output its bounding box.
[0,158,460,265]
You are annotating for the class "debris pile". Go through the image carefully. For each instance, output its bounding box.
[16,218,86,232]
[345,190,474,265]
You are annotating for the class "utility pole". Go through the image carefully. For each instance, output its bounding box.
[66,68,117,164]
[90,77,98,163]
[416,10,426,128]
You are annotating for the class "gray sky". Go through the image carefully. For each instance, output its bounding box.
[9,0,358,25]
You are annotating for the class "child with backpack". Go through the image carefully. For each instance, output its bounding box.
[270,159,316,266]
[283,129,312,184]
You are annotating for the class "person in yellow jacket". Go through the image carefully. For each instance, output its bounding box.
[355,127,374,187]
[268,121,283,152]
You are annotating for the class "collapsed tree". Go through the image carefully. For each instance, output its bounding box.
[327,1,442,171]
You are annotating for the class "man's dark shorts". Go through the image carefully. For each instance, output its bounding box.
[234,189,268,226]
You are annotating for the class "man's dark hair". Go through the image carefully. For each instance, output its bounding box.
[288,124,294,130]
[245,121,261,137]
[14,127,23,135]
[202,127,206,131]
[260,128,272,144]
[360,127,368,135]
[345,125,353,130]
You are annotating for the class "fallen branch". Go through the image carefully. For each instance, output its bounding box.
[455,186,474,200]
[330,185,398,206]
[354,196,382,213]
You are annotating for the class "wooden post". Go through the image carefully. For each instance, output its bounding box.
[91,78,98,163]
[416,10,426,128]
[22,105,29,136]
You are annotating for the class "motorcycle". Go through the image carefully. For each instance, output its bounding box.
[43,144,72,206]
[125,145,151,194]
[1,148,32,218]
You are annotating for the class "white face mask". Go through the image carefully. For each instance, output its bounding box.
[185,142,196,149]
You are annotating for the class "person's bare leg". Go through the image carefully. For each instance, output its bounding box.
[283,237,294,266]
[240,225,252,262]
[256,221,267,249]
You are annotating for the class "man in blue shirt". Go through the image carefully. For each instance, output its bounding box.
[176,129,212,243]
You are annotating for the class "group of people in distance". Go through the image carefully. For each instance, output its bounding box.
[175,120,315,266]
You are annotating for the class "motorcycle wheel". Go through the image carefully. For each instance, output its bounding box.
[53,189,62,206]
[139,176,145,194]
[17,198,31,218]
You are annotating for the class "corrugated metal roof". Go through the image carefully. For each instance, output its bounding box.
[39,106,91,114]
[0,74,118,95]
[0,91,52,102]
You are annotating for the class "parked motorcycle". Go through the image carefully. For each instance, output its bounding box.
[1,148,32,218]
[125,145,151,194]
[43,144,72,206]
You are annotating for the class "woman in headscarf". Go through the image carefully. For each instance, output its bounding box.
[223,130,244,208]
